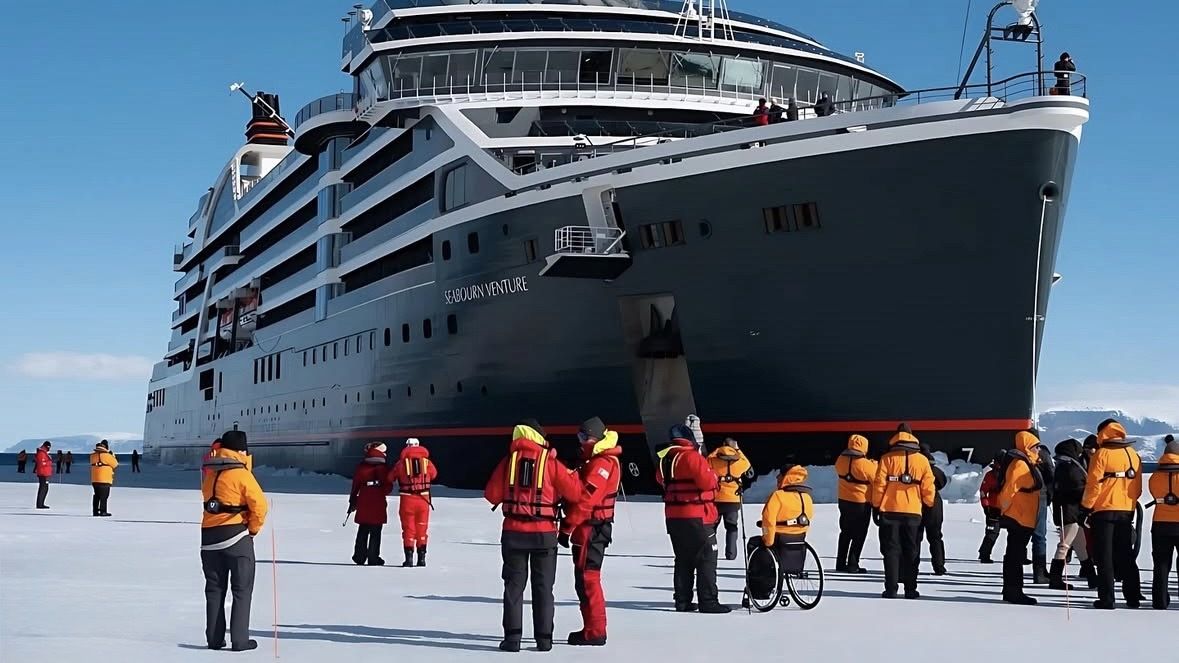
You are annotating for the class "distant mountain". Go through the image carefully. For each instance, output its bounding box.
[4,433,143,454]
[1037,409,1176,444]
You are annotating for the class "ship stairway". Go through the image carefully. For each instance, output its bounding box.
[538,225,632,279]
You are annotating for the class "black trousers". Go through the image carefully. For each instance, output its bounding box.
[878,513,921,593]
[668,518,719,606]
[837,500,872,569]
[919,498,946,573]
[65,462,71,474]
[501,532,558,643]
[1152,529,1179,609]
[201,536,256,648]
[1091,512,1141,605]
[1002,522,1033,597]
[353,524,383,563]
[92,483,111,515]
[714,503,740,558]
[979,507,1002,557]
[36,476,49,507]
[17,461,26,473]
[132,458,141,472]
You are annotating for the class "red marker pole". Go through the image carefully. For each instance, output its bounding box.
[270,500,279,659]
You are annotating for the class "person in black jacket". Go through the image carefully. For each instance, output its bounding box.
[1051,438,1096,589]
[1053,52,1076,95]
[1030,444,1055,584]
[917,443,948,575]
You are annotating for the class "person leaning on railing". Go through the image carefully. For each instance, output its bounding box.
[1052,52,1076,95]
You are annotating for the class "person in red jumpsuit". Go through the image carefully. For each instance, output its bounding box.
[559,417,622,646]
[390,438,437,567]
[349,442,392,565]
[34,441,53,509]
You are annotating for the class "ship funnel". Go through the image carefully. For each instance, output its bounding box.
[245,91,289,146]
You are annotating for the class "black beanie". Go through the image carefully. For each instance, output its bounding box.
[518,418,545,438]
[1096,418,1118,433]
[221,430,248,452]
[897,422,912,434]
[1083,434,1098,449]
[97,440,110,450]
[669,424,696,442]
[1165,434,1175,444]
[579,417,606,440]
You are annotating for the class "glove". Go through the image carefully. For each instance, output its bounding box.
[347,498,357,514]
[1077,508,1092,529]
[557,532,570,549]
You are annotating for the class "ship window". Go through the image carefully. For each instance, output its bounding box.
[618,48,669,85]
[769,64,797,101]
[333,342,338,360]
[421,53,449,89]
[370,332,375,350]
[793,202,822,229]
[423,318,433,339]
[580,50,613,85]
[387,388,392,399]
[302,400,306,409]
[392,55,422,91]
[322,397,326,406]
[662,220,685,246]
[442,240,452,261]
[502,224,509,236]
[467,231,479,254]
[275,354,281,380]
[481,385,488,396]
[312,350,316,365]
[795,67,821,104]
[523,238,538,263]
[357,392,361,402]
[407,386,413,398]
[721,57,764,93]
[402,323,410,343]
[671,53,720,88]
[443,164,468,212]
[218,373,223,392]
[514,50,547,85]
[639,224,663,249]
[483,50,515,84]
[303,351,307,366]
[447,314,458,335]
[384,328,391,346]
[546,49,579,85]
[253,360,258,384]
[763,206,787,233]
[448,50,477,87]
[371,390,375,401]
[699,220,713,238]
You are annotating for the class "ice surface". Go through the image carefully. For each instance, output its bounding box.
[1,472,1173,663]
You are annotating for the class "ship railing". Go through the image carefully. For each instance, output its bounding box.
[293,93,359,131]
[500,69,1084,172]
[554,225,625,255]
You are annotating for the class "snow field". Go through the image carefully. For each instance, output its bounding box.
[0,478,1173,663]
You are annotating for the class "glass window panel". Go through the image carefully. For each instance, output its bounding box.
[421,54,449,88]
[392,55,422,92]
[670,52,720,88]
[795,67,820,104]
[818,72,839,100]
[836,75,854,103]
[720,57,764,92]
[483,49,515,85]
[579,50,612,85]
[448,51,477,86]
[546,50,580,86]
[513,50,547,84]
[769,64,797,101]
[618,49,669,85]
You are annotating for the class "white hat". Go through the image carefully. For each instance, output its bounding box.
[406,438,421,447]
[372,443,387,454]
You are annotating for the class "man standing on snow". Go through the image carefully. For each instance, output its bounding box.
[65,450,74,474]
[1080,418,1143,609]
[997,430,1044,605]
[834,434,877,573]
[390,438,437,567]
[132,449,141,473]
[872,423,935,599]
[200,429,268,651]
[707,437,752,561]
[917,443,948,576]
[349,442,392,565]
[34,441,53,509]
[89,440,119,517]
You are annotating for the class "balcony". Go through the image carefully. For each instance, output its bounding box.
[292,93,365,154]
[540,226,631,279]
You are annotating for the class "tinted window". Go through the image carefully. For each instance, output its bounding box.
[618,49,669,85]
[671,53,720,88]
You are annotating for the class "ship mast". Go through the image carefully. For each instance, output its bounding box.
[675,0,735,42]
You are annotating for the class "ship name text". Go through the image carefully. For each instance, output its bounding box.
[444,276,529,305]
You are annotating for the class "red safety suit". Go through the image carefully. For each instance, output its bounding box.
[561,431,622,641]
[390,444,437,549]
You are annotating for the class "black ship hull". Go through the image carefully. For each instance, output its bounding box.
[146,108,1082,492]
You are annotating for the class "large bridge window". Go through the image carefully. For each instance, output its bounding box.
[618,49,669,85]
[720,57,763,93]
[547,50,580,85]
[580,50,612,84]
[393,55,422,92]
[671,53,720,88]
[795,68,820,103]
[484,49,515,84]
[442,163,468,212]
[449,51,477,86]
[769,64,796,100]
[421,54,449,88]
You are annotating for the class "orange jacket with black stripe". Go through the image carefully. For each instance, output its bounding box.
[835,435,877,504]
[201,448,268,551]
[1149,451,1179,530]
[1081,423,1143,515]
[998,432,1043,529]
[761,466,814,546]
[707,445,751,504]
[872,432,935,516]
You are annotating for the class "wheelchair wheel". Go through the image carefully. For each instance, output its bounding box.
[744,544,783,613]
[784,542,824,610]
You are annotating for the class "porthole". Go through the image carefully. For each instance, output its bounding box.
[698,220,713,238]
[387,388,392,399]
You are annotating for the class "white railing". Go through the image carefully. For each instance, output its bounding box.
[554,226,625,255]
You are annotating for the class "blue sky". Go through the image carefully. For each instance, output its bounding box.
[0,0,1174,444]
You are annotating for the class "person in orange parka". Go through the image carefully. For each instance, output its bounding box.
[834,434,877,573]
[707,437,752,561]
[349,442,393,566]
[390,438,438,568]
[559,417,622,647]
[761,464,814,557]
[871,423,935,599]
[1081,418,1144,609]
[997,430,1045,605]
[1149,435,1179,609]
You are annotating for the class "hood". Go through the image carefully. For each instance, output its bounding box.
[1014,431,1041,458]
[584,429,620,459]
[1158,451,1179,468]
[511,424,548,449]
[844,434,869,456]
[202,447,249,470]
[1166,435,1178,456]
[365,445,387,460]
[93,444,110,453]
[889,431,919,448]
[1097,421,1128,446]
[1054,438,1083,461]
[709,445,742,462]
[778,465,809,488]
[400,444,429,461]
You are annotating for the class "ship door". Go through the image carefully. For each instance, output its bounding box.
[618,294,698,457]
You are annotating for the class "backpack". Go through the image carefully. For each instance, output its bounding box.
[992,450,1043,495]
[502,446,558,521]
[399,456,432,493]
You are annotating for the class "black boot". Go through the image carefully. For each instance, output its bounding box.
[931,541,947,576]
[536,636,553,652]
[836,532,851,572]
[231,640,258,652]
[725,529,739,561]
[674,602,697,612]
[499,639,521,653]
[1032,555,1050,584]
[402,547,415,567]
[1003,555,1037,605]
[1080,560,1098,588]
[1048,559,1073,590]
[416,546,427,567]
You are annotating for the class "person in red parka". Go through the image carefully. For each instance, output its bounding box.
[656,424,729,613]
[389,438,438,567]
[349,442,393,566]
[977,451,1005,563]
[34,441,53,509]
[485,420,581,653]
[559,417,622,647]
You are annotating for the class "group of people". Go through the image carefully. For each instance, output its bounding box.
[346,438,437,568]
[751,94,839,126]
[24,439,130,515]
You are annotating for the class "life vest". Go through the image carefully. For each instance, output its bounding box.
[1150,463,1179,508]
[885,445,921,486]
[660,449,714,505]
[995,450,1043,494]
[203,464,248,515]
[1099,446,1139,482]
[775,486,812,527]
[399,456,432,494]
[501,446,559,521]
[836,451,871,485]
[589,456,621,524]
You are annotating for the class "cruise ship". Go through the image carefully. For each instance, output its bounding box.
[144,0,1089,490]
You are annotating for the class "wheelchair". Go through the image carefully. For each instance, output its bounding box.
[742,535,824,611]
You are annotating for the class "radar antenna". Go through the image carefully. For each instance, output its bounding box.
[675,0,735,42]
[228,82,293,137]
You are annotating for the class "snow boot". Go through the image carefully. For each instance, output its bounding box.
[846,564,867,574]
[231,640,258,652]
[1092,599,1115,610]
[416,546,427,567]
[674,602,697,612]
[99,512,112,517]
[207,642,225,651]
[402,547,414,568]
[351,553,366,566]
[1048,560,1073,590]
[881,589,898,599]
[978,553,994,564]
[568,630,606,647]
[1032,556,1050,584]
[699,603,732,614]
[368,556,385,567]
[904,590,921,600]
[536,636,553,652]
[1003,593,1038,606]
[1080,560,1098,588]
[498,639,521,653]
[836,533,851,573]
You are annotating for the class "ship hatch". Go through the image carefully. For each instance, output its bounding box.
[638,305,684,358]
[539,188,632,279]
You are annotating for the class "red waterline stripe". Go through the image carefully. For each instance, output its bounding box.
[229,418,1032,444]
